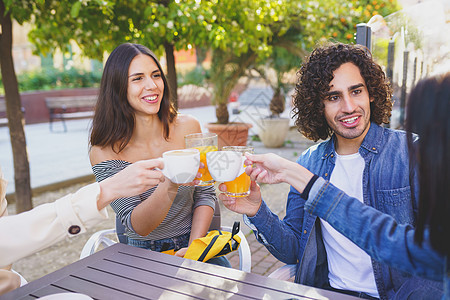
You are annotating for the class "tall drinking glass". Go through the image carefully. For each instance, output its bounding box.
[222,146,254,197]
[185,133,218,186]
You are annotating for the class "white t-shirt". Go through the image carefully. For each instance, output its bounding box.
[320,152,379,298]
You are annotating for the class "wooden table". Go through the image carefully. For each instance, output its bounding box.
[4,243,356,300]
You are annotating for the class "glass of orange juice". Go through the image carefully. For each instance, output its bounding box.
[222,146,254,197]
[185,133,218,186]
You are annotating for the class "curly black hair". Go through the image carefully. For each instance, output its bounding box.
[292,43,393,141]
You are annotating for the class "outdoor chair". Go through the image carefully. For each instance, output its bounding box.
[268,264,296,281]
[80,201,252,272]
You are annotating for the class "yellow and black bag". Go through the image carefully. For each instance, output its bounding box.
[184,221,241,262]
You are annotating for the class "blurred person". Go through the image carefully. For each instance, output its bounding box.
[0,159,164,295]
[89,43,229,266]
[219,43,442,299]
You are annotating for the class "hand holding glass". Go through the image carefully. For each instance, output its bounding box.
[222,146,254,197]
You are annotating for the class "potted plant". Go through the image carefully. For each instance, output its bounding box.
[256,46,301,148]
[198,1,308,149]
[204,48,256,149]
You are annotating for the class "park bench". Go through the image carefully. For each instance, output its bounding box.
[45,95,97,132]
[0,100,25,127]
[0,101,7,127]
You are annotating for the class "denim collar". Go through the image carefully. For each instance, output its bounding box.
[322,122,384,160]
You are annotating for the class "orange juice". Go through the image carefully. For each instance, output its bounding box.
[222,145,254,197]
[224,171,251,197]
[185,132,218,186]
[193,145,218,184]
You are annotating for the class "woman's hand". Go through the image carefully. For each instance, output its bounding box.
[97,159,165,210]
[174,247,188,258]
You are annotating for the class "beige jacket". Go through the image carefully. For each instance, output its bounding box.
[0,173,20,294]
[0,170,108,294]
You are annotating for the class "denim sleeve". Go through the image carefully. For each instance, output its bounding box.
[305,177,444,281]
[245,185,305,264]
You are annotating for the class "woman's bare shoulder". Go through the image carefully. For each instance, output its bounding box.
[175,113,202,135]
[89,145,120,166]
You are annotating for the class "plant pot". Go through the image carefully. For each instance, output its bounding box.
[257,117,290,148]
[204,122,253,149]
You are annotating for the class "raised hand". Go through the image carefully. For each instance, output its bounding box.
[98,159,165,209]
[245,152,314,196]
[244,153,292,184]
[218,181,262,217]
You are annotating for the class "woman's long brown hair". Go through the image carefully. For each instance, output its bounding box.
[90,43,176,153]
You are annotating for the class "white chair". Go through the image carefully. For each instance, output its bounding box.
[80,202,252,272]
[79,228,117,258]
[267,264,296,280]
[11,269,28,287]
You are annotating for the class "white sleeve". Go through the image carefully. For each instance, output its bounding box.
[0,183,108,267]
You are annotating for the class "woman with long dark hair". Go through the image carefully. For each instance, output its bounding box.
[89,43,228,265]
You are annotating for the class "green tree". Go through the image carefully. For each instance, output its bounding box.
[28,0,210,110]
[198,0,400,124]
[196,0,309,124]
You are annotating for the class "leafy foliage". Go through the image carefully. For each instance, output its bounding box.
[3,0,400,72]
[178,67,210,87]
[3,0,400,123]
[0,67,102,94]
[197,0,399,122]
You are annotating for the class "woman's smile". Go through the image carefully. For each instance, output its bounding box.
[142,94,159,104]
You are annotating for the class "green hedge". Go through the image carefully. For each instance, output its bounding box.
[178,67,210,87]
[1,66,209,95]
[0,67,102,94]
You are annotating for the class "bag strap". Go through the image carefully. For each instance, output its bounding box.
[230,221,240,251]
[196,222,241,262]
[198,232,221,262]
[231,221,240,238]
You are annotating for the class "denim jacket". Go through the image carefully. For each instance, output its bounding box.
[247,123,443,299]
[305,177,448,299]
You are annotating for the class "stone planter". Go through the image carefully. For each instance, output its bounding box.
[204,122,253,150]
[257,117,290,148]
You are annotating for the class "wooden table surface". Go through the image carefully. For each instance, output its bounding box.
[3,243,356,300]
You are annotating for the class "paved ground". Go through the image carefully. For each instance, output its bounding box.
[2,104,317,283]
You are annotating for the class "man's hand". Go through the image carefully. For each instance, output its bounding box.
[244,153,313,193]
[244,153,291,184]
[98,159,165,210]
[218,181,262,217]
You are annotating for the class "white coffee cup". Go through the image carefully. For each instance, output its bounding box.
[158,149,200,184]
[206,151,246,182]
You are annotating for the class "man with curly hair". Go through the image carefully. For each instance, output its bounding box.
[219,43,443,299]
